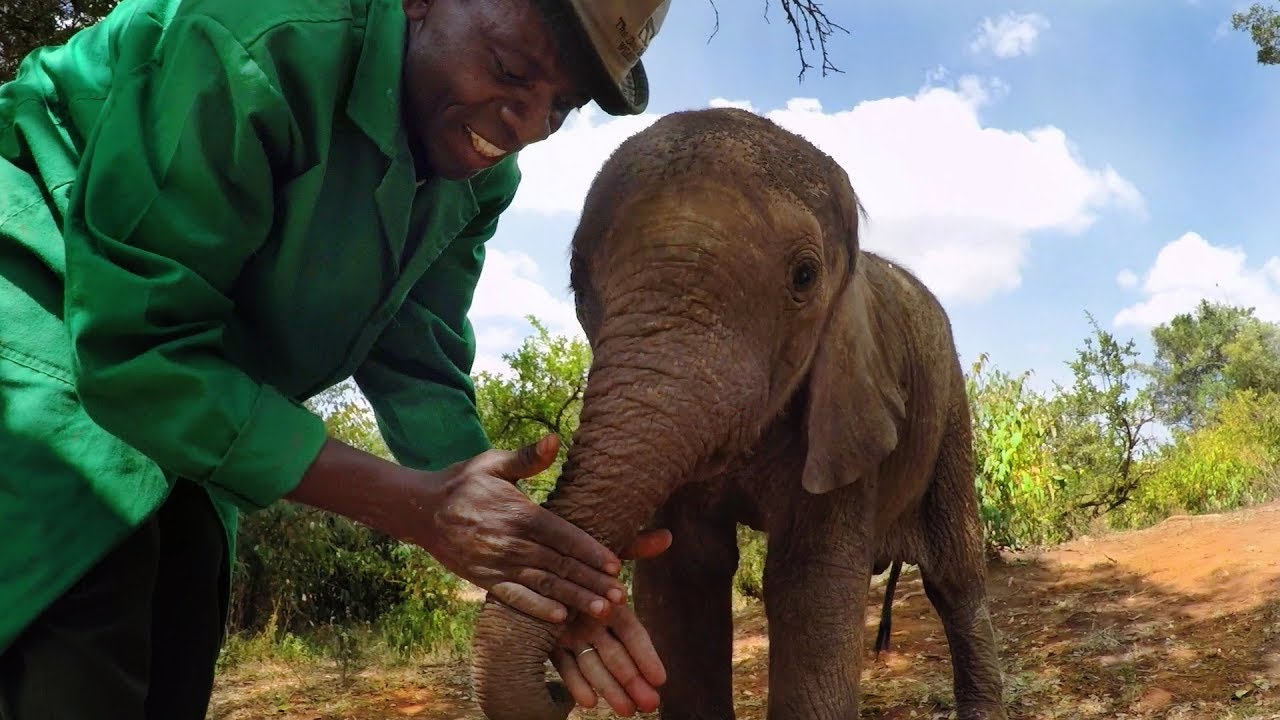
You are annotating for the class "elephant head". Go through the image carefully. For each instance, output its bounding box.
[469,107,907,719]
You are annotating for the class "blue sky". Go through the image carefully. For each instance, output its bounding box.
[466,0,1280,394]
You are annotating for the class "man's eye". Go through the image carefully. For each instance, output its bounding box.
[493,52,526,83]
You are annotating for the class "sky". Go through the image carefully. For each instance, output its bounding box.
[467,0,1280,394]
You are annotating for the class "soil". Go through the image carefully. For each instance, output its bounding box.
[209,501,1280,719]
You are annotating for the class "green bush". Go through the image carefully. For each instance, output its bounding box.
[1113,389,1280,528]
[223,381,475,665]
[733,526,768,600]
[375,542,480,658]
[966,354,1073,550]
[229,504,476,659]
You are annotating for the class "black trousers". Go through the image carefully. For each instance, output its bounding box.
[0,480,230,720]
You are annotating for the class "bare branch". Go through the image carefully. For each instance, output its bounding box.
[706,0,720,44]
[760,0,849,81]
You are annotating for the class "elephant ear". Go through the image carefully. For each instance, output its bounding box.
[800,273,907,495]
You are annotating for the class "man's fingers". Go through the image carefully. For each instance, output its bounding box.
[523,544,626,608]
[607,605,667,687]
[514,566,613,620]
[529,508,622,576]
[574,638,637,716]
[619,529,673,561]
[490,435,559,483]
[550,649,598,709]
[488,581,568,624]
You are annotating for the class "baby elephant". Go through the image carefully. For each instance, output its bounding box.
[470,107,1008,720]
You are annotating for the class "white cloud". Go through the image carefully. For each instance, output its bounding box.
[1116,269,1140,289]
[468,248,583,376]
[969,12,1051,59]
[505,72,1141,305]
[465,69,1146,382]
[1113,232,1280,329]
[708,97,758,112]
[509,107,662,216]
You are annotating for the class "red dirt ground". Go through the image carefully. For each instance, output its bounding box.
[209,501,1280,719]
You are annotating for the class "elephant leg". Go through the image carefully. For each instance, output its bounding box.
[917,417,1008,720]
[761,501,870,720]
[632,490,739,720]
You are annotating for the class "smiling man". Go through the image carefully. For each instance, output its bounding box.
[0,0,672,718]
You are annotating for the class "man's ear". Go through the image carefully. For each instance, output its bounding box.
[799,275,906,495]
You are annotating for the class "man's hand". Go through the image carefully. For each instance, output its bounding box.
[417,434,631,625]
[287,433,668,646]
[551,528,672,716]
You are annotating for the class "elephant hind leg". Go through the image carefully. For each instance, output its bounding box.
[916,412,1008,720]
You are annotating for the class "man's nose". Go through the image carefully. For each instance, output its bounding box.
[499,94,555,147]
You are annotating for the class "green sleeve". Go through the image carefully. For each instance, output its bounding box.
[353,158,522,472]
[61,13,341,512]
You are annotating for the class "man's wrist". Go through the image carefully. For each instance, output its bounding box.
[286,437,435,540]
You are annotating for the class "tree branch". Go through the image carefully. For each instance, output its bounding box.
[761,0,849,80]
[552,379,585,434]
[706,0,720,44]
[499,413,559,438]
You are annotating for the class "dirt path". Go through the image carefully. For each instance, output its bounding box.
[210,501,1280,719]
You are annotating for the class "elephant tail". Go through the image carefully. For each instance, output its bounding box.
[874,559,903,656]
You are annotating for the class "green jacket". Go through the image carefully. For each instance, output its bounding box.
[0,0,518,650]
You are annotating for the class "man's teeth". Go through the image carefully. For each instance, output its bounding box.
[468,127,506,158]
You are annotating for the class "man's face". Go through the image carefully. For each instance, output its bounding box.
[401,0,594,180]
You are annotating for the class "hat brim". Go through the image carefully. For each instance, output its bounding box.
[536,0,650,116]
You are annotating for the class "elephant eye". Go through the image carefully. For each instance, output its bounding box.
[791,259,819,292]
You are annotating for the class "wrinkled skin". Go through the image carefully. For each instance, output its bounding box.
[470,107,1009,720]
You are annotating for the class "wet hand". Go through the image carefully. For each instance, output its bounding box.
[550,529,673,716]
[419,435,628,625]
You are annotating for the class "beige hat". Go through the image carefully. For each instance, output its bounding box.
[538,0,672,115]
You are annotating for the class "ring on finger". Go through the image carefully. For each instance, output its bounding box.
[577,646,597,658]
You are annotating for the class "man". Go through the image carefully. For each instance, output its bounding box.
[0,0,673,717]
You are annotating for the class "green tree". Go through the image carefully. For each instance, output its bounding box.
[306,380,393,460]
[0,0,119,79]
[1146,301,1280,429]
[1222,318,1280,394]
[1232,3,1280,65]
[1052,312,1157,520]
[473,316,592,503]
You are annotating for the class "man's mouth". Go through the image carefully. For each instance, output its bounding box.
[466,125,507,159]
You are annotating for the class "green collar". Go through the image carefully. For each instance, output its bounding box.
[345,0,411,159]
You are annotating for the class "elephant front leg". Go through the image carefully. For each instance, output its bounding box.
[762,515,871,720]
[633,495,740,720]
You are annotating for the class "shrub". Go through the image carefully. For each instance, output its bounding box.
[966,354,1073,550]
[1113,389,1280,528]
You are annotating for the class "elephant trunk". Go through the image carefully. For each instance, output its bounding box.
[471,344,754,719]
